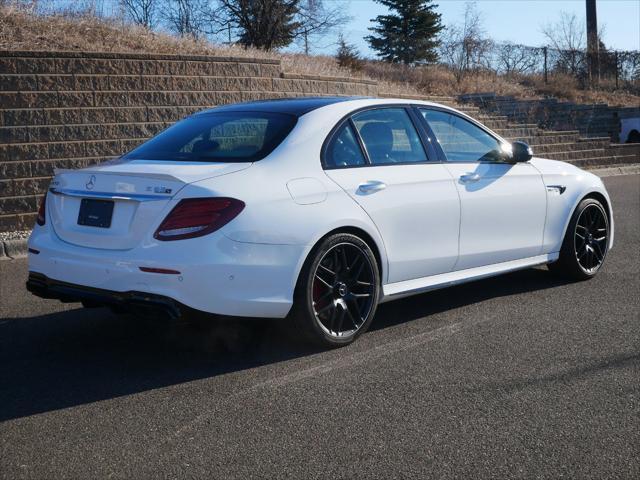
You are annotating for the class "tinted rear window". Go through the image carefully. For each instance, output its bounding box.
[123,112,297,162]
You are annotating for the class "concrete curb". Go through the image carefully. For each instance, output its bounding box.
[0,164,637,261]
[1,238,28,259]
[587,164,640,178]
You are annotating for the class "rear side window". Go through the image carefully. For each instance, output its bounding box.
[352,108,427,165]
[325,122,367,168]
[420,109,505,163]
[124,112,297,162]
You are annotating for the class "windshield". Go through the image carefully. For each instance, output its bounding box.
[123,111,297,162]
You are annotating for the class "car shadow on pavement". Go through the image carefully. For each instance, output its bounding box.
[0,266,572,422]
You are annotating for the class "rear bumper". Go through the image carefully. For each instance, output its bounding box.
[27,226,307,318]
[27,272,184,319]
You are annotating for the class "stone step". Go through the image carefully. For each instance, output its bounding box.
[0,211,36,231]
[0,73,287,92]
[0,137,141,163]
[1,105,203,127]
[606,143,640,160]
[0,89,288,110]
[510,133,581,146]
[495,127,541,137]
[533,141,610,155]
[0,121,168,144]
[0,156,116,180]
[421,95,456,103]
[0,193,40,215]
[542,149,608,161]
[0,175,51,197]
[478,119,510,129]
[568,154,639,168]
[0,55,281,76]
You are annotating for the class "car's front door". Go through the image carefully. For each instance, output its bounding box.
[323,106,460,284]
[419,108,547,271]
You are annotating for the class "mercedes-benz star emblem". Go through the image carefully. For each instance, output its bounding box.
[86,175,96,190]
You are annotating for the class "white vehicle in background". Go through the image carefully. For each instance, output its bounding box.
[620,116,640,143]
[27,97,614,347]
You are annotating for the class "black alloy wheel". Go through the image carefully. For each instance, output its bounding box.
[549,197,610,280]
[292,233,380,347]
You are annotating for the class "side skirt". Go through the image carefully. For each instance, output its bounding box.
[381,253,559,302]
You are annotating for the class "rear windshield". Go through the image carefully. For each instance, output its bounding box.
[123,111,297,162]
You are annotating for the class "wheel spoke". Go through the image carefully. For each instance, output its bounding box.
[316,302,335,317]
[316,290,334,302]
[577,246,587,260]
[340,248,349,273]
[348,254,361,271]
[318,263,336,277]
[335,307,346,335]
[314,274,332,289]
[347,297,363,321]
[332,249,340,272]
[593,242,605,262]
[352,258,366,280]
[344,302,359,329]
[328,307,337,334]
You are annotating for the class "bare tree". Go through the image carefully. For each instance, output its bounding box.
[541,11,585,75]
[219,0,300,50]
[119,0,158,28]
[496,42,538,76]
[163,0,215,39]
[439,1,492,83]
[296,0,349,54]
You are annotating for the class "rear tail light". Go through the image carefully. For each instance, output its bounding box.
[154,197,245,241]
[36,193,47,226]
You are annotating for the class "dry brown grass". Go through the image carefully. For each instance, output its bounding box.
[0,6,278,59]
[1,6,638,107]
[521,73,640,107]
[362,62,538,99]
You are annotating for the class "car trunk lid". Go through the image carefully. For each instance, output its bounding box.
[48,159,250,250]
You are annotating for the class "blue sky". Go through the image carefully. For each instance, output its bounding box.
[337,0,640,57]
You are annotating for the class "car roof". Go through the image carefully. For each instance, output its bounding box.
[196,96,370,117]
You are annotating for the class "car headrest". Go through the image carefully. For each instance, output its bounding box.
[192,139,220,154]
[359,122,393,161]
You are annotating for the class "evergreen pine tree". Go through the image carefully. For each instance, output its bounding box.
[336,34,362,70]
[365,0,444,64]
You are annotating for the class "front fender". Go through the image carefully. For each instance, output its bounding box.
[532,159,614,253]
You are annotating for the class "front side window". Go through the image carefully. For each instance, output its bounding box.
[352,108,427,165]
[124,111,297,162]
[420,109,507,163]
[325,122,367,168]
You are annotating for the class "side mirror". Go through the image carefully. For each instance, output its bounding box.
[511,141,533,163]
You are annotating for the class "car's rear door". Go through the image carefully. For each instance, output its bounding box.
[418,107,547,271]
[323,106,460,284]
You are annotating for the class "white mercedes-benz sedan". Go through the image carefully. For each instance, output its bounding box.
[27,97,613,346]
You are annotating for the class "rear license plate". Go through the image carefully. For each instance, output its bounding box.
[78,199,114,228]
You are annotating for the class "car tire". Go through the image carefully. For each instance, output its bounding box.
[548,197,610,280]
[291,233,381,347]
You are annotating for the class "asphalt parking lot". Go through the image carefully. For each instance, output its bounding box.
[1,174,638,479]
